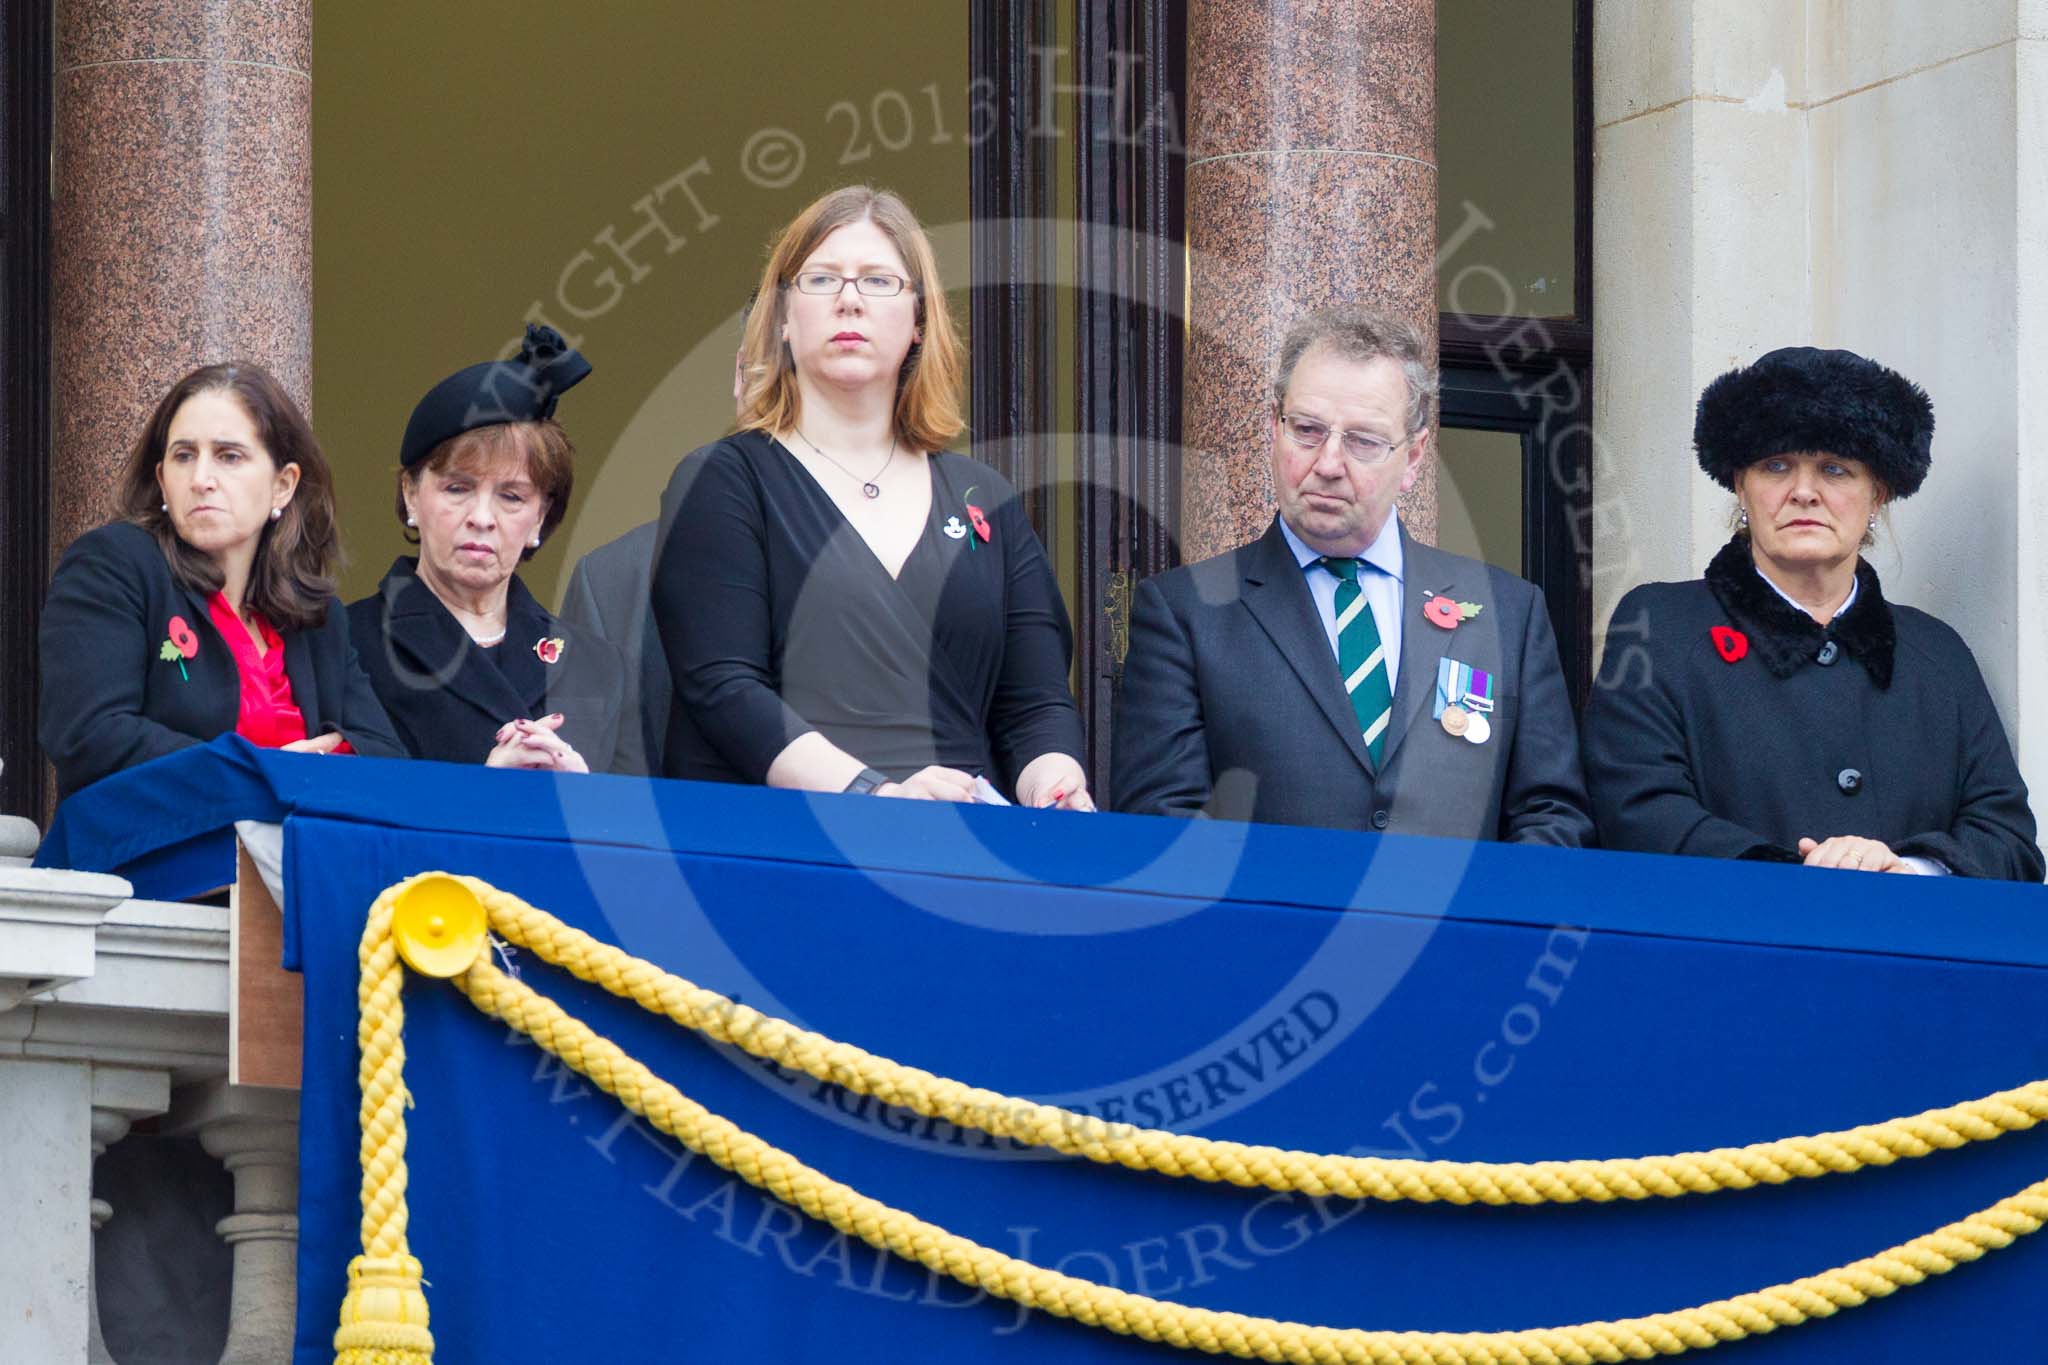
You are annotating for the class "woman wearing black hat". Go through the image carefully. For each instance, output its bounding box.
[41,363,406,797]
[1581,347,2041,880]
[347,325,628,773]
[653,186,1090,806]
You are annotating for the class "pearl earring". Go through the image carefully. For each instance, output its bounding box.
[529,535,541,548]
[1738,506,1750,529]
[405,514,416,528]
[1867,513,1878,533]
[270,506,283,521]
[160,502,167,513]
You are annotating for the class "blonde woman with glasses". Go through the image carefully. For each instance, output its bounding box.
[652,186,1091,809]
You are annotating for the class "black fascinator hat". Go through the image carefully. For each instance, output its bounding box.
[1693,346,1933,499]
[400,324,593,468]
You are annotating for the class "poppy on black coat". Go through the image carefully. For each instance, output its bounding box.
[1581,537,2042,881]
[346,557,627,772]
[40,521,407,799]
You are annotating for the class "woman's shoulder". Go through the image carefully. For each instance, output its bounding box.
[929,450,1024,515]
[343,559,416,625]
[1605,576,1717,630]
[58,520,163,571]
[1888,599,1984,673]
[661,429,779,501]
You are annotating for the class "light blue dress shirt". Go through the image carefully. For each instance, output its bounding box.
[1279,514,1405,691]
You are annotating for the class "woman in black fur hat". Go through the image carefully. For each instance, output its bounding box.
[1581,347,2042,880]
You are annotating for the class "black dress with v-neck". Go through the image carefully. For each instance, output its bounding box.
[346,557,627,772]
[653,430,1083,793]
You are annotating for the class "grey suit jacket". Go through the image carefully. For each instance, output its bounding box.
[557,521,668,777]
[1110,517,1593,843]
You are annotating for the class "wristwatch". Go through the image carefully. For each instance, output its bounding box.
[844,767,890,795]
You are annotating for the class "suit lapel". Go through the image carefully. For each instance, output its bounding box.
[1381,529,1463,765]
[1238,521,1376,779]
[500,575,554,717]
[281,628,321,733]
[379,560,529,725]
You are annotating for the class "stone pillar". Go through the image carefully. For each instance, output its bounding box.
[85,1107,133,1364]
[1181,0,1438,561]
[51,1,313,560]
[171,1081,299,1365]
[0,1059,93,1361]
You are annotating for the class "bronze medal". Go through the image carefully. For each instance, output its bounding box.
[1440,704,1470,738]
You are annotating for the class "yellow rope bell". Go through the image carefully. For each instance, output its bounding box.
[390,874,488,978]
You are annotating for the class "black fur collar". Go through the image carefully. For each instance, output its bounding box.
[1703,536,1895,688]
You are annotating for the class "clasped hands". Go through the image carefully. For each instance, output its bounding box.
[1796,834,1910,873]
[486,713,590,773]
[876,752,1095,811]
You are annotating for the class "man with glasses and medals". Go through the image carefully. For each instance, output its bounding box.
[1112,304,1593,844]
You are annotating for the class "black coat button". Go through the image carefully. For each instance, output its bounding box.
[1371,809,1391,830]
[1837,768,1863,794]
[1816,641,1841,666]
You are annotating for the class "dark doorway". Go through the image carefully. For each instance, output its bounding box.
[1,0,54,822]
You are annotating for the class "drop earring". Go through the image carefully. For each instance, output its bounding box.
[1867,513,1878,533]
[1738,505,1750,529]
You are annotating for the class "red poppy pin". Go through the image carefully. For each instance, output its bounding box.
[158,615,199,680]
[1422,589,1482,630]
[1711,625,1748,664]
[962,486,992,549]
[534,636,565,664]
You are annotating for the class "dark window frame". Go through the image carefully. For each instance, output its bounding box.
[1071,0,1184,798]
[2,0,54,821]
[968,0,1059,539]
[1438,0,1594,701]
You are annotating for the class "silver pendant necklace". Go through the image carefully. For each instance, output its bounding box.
[797,427,896,499]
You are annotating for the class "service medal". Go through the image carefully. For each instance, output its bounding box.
[1440,704,1470,737]
[1463,711,1491,744]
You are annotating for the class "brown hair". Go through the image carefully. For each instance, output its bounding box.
[1273,304,1440,435]
[114,363,339,633]
[394,420,576,562]
[737,185,965,453]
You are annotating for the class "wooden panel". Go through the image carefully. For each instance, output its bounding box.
[229,840,303,1090]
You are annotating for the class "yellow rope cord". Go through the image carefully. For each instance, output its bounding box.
[464,879,2048,1206]
[335,873,2048,1362]
[449,946,2048,1363]
[333,892,434,1364]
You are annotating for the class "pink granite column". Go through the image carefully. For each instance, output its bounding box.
[1182,0,1437,560]
[51,0,312,559]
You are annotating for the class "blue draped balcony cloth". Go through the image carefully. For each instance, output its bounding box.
[38,737,2048,1363]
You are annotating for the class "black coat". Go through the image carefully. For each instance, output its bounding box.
[39,521,406,798]
[1111,519,1594,843]
[1581,537,2043,881]
[346,557,627,772]
[557,521,667,777]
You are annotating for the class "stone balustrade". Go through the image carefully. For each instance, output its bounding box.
[1,859,298,1364]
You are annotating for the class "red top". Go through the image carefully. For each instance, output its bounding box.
[205,591,350,752]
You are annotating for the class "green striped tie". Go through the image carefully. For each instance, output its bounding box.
[1318,557,1393,765]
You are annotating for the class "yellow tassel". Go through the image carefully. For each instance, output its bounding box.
[333,1254,433,1363]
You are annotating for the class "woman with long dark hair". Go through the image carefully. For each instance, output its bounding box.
[40,363,404,797]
